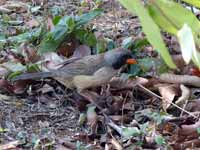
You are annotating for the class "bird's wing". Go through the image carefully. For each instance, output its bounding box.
[13,54,106,81]
[54,54,106,78]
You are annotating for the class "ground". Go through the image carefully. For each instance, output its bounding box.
[1,0,200,150]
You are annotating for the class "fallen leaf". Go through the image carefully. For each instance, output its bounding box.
[26,19,39,28]
[41,52,64,71]
[0,79,14,93]
[158,84,179,111]
[179,119,200,136]
[0,140,22,150]
[176,84,190,106]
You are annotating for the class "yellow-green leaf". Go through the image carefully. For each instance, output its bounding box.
[147,4,178,35]
[118,0,176,68]
[149,0,200,46]
[177,24,195,64]
[182,0,200,8]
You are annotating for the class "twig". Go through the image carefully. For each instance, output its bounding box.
[137,83,198,119]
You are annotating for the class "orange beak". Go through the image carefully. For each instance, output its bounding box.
[126,58,137,65]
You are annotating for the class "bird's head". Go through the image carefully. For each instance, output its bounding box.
[104,48,137,69]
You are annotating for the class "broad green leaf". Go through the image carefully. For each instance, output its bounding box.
[75,29,97,47]
[177,24,200,67]
[75,9,103,26]
[118,0,176,68]
[53,16,62,25]
[85,32,97,46]
[39,9,101,54]
[147,4,178,35]
[38,16,75,53]
[177,24,194,64]
[182,0,200,8]
[8,28,42,43]
[149,0,200,45]
[133,38,149,49]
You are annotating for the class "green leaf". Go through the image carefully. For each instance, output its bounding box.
[155,135,166,145]
[147,4,178,35]
[122,127,141,138]
[38,16,75,53]
[75,9,103,26]
[8,28,42,43]
[118,0,176,69]
[7,71,22,80]
[75,29,97,47]
[177,24,200,67]
[53,16,62,25]
[26,64,40,72]
[177,24,194,64]
[85,32,97,46]
[149,0,200,46]
[182,0,200,8]
[133,38,149,50]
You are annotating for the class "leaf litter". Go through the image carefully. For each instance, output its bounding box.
[0,0,200,149]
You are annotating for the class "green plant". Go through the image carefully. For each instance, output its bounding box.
[38,9,102,54]
[118,0,200,69]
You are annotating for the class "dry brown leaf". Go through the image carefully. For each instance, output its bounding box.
[58,38,78,57]
[160,73,200,87]
[110,138,123,150]
[179,119,200,136]
[158,84,178,111]
[41,52,64,71]
[19,43,40,63]
[185,99,200,112]
[0,79,14,93]
[0,140,21,150]
[26,19,39,28]
[176,84,190,106]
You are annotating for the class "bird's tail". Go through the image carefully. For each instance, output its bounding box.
[12,72,54,81]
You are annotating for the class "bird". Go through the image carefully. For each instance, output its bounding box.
[13,48,137,92]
